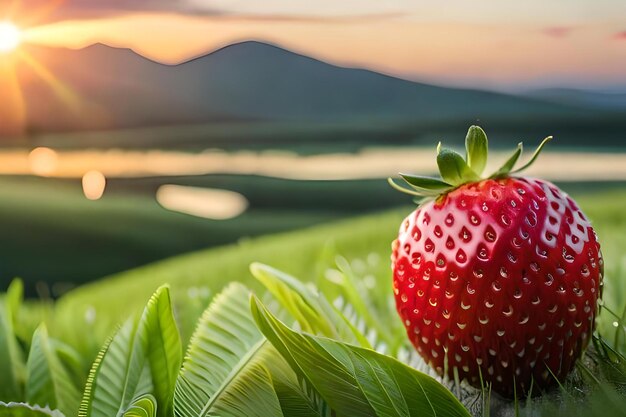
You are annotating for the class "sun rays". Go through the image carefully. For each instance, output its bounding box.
[0,0,82,136]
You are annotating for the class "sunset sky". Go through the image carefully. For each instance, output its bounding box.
[3,0,626,90]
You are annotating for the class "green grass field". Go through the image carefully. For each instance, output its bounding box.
[20,186,620,364]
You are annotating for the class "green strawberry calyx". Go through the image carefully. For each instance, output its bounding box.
[388,125,552,204]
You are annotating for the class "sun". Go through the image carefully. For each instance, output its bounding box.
[0,22,21,53]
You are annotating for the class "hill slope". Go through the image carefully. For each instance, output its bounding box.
[16,41,585,133]
[51,187,626,356]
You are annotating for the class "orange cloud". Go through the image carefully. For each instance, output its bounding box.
[543,27,574,38]
[613,31,626,40]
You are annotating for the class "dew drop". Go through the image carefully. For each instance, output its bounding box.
[492,281,502,292]
[456,249,467,263]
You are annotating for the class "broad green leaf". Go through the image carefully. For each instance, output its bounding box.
[332,257,401,354]
[0,402,65,417]
[6,279,23,323]
[252,297,471,417]
[26,325,81,416]
[142,286,182,417]
[175,283,284,417]
[50,339,87,393]
[80,286,181,417]
[272,378,332,417]
[123,394,157,417]
[250,263,370,348]
[490,143,522,178]
[465,126,488,176]
[436,148,479,186]
[0,282,25,401]
[79,319,151,417]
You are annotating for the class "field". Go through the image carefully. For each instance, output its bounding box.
[9,186,617,360]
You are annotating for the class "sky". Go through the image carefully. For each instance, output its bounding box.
[3,0,626,90]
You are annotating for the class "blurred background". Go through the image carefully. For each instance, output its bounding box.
[0,0,625,297]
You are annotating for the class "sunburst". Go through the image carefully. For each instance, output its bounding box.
[0,4,82,136]
[0,22,21,52]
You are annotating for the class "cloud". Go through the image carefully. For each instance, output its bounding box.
[613,31,626,40]
[6,0,404,26]
[542,26,574,38]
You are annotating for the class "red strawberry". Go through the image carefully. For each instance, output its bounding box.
[390,126,603,397]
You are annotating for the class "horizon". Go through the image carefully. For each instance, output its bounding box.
[16,38,626,94]
[2,1,625,91]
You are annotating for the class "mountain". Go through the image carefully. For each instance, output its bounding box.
[524,88,626,111]
[12,41,593,134]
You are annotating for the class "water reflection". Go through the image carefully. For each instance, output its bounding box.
[82,170,106,200]
[2,148,626,181]
[156,185,249,220]
[28,147,58,176]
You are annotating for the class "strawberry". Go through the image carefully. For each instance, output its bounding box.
[390,126,603,397]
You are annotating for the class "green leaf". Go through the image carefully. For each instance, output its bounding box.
[436,148,479,186]
[26,325,81,416]
[142,286,182,417]
[331,257,402,354]
[174,283,284,417]
[79,286,181,417]
[79,319,151,417]
[465,125,488,175]
[272,379,332,417]
[251,297,471,417]
[387,178,436,198]
[6,279,23,323]
[123,394,157,417]
[490,143,523,178]
[511,136,553,174]
[0,282,25,401]
[0,402,65,417]
[399,175,451,192]
[250,263,370,348]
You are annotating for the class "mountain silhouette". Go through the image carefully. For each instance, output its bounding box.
[15,40,583,133]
